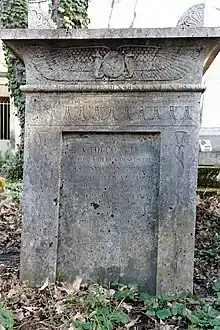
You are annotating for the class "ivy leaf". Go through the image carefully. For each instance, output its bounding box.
[209,318,220,326]
[156,308,172,319]
[74,320,93,329]
[213,282,220,292]
[110,310,129,324]
[171,303,185,316]
[139,292,155,305]
[145,310,156,317]
[152,302,159,309]
[186,312,200,324]
[114,289,135,301]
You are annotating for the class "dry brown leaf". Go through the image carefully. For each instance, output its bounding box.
[73,312,85,322]
[39,278,49,291]
[60,283,74,295]
[121,302,133,313]
[125,317,139,329]
[89,311,97,317]
[23,306,39,313]
[55,301,65,314]
[155,324,178,330]
[108,289,116,297]
[17,311,25,321]
[0,202,21,254]
[80,283,89,290]
[7,288,19,298]
[72,276,83,292]
[61,276,83,294]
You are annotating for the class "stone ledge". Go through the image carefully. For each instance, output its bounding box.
[21,83,206,93]
[1,27,220,40]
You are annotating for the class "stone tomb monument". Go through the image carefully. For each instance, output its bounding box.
[1,27,220,294]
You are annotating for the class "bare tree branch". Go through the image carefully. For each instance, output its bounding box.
[129,0,138,28]
[108,0,116,28]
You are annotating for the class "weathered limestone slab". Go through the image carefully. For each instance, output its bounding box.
[1,28,220,294]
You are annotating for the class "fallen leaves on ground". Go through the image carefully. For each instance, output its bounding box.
[0,265,219,330]
[194,195,220,296]
[0,196,219,329]
[0,203,21,255]
[0,195,219,297]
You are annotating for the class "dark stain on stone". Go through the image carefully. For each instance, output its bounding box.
[91,202,100,209]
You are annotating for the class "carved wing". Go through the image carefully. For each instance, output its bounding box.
[117,45,202,81]
[27,46,110,82]
[27,44,202,82]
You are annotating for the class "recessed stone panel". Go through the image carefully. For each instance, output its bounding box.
[58,132,160,292]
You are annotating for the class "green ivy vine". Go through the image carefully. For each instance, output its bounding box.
[50,0,90,28]
[0,0,89,180]
[0,0,28,180]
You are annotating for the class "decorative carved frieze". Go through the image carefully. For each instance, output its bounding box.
[26,45,202,82]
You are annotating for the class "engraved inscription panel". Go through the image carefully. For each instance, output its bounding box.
[27,93,200,127]
[58,133,160,291]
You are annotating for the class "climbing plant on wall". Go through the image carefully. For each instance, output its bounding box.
[0,0,28,180]
[50,0,90,28]
[0,0,89,180]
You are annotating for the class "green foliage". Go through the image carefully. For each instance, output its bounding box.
[139,287,220,329]
[112,281,138,301]
[72,280,220,330]
[196,210,220,263]
[213,281,220,293]
[0,0,89,180]
[202,231,220,260]
[0,152,23,182]
[1,278,220,329]
[50,0,90,28]
[74,285,130,330]
[198,166,220,189]
[6,181,22,204]
[0,0,27,28]
[0,0,27,179]
[0,302,16,329]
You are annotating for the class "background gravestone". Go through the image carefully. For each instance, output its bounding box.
[1,27,220,294]
[28,0,56,28]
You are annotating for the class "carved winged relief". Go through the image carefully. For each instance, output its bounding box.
[92,46,202,81]
[27,45,202,82]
